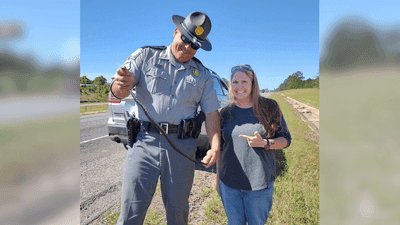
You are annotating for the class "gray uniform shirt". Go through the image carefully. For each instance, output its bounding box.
[114,45,220,124]
[219,105,291,191]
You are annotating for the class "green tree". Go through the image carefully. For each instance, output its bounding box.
[276,70,319,91]
[293,71,304,80]
[80,76,92,84]
[93,75,107,86]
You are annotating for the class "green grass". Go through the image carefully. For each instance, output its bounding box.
[102,90,319,224]
[80,104,108,114]
[104,207,120,225]
[266,93,319,224]
[200,187,213,197]
[201,189,228,225]
[277,88,319,109]
[143,210,166,225]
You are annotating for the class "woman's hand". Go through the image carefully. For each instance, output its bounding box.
[215,176,220,196]
[239,131,267,148]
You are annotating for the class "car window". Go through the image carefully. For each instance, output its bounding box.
[212,77,224,96]
[220,80,228,95]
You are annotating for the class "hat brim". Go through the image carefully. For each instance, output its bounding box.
[172,15,212,51]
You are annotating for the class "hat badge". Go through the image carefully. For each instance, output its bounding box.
[195,26,204,36]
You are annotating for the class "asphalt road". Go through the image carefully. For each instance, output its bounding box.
[80,113,110,142]
[80,113,126,224]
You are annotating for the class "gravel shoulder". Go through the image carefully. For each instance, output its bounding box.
[89,156,217,225]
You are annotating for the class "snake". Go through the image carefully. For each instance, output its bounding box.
[123,67,207,165]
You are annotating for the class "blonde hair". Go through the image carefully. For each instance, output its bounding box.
[226,65,282,138]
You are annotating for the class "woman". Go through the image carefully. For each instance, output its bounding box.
[216,64,291,224]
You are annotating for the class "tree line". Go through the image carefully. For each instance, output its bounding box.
[276,71,319,91]
[80,75,110,102]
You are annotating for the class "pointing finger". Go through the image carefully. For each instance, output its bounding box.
[239,135,250,139]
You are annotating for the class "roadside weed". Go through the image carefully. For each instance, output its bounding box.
[202,189,227,225]
[143,210,165,225]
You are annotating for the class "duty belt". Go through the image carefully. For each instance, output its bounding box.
[129,87,206,165]
[142,122,179,134]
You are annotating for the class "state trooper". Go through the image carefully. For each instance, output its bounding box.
[110,11,221,224]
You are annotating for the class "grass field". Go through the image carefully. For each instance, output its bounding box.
[277,88,319,109]
[80,103,108,114]
[101,90,320,224]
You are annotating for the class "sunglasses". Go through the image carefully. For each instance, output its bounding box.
[231,64,255,85]
[181,34,201,50]
[231,64,254,75]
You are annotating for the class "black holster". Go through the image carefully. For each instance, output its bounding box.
[177,111,205,139]
[125,112,141,147]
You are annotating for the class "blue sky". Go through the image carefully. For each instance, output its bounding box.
[81,0,319,90]
[1,1,80,65]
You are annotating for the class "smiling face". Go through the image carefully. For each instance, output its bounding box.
[231,71,253,101]
[170,29,197,63]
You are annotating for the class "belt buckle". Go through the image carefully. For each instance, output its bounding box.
[160,123,169,134]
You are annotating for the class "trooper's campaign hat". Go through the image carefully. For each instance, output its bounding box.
[172,11,212,51]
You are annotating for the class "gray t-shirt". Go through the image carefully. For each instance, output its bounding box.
[219,104,291,191]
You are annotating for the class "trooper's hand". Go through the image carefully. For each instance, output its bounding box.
[202,148,218,168]
[114,66,134,92]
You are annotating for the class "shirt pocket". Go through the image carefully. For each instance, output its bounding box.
[144,69,168,94]
[176,75,203,104]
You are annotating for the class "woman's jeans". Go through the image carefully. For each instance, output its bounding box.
[219,179,274,225]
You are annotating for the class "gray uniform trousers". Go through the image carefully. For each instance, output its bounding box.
[116,127,196,225]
